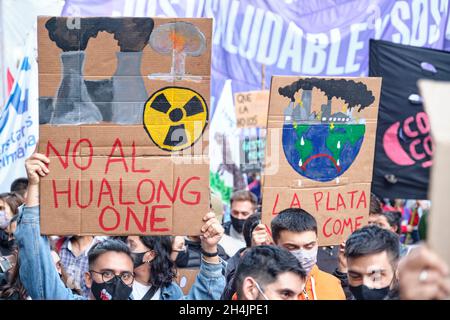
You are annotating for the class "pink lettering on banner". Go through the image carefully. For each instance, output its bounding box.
[382,112,433,169]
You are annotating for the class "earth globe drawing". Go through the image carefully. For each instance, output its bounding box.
[279,78,375,182]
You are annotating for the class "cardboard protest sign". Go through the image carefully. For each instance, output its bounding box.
[235,91,270,129]
[175,268,200,295]
[37,17,212,235]
[262,76,381,245]
[419,80,450,268]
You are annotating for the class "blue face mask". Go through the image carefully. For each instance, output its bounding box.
[0,210,11,229]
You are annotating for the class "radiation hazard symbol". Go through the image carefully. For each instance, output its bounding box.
[143,87,208,152]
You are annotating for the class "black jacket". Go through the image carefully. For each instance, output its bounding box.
[220,247,247,300]
[223,221,232,236]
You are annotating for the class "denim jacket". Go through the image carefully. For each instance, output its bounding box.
[14,205,226,300]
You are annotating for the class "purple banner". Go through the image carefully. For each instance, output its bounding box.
[61,0,450,116]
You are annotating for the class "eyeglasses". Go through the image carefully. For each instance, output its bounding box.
[89,270,135,286]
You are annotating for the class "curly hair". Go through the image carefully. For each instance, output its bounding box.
[139,236,177,288]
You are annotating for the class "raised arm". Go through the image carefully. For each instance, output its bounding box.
[14,153,83,300]
[185,212,226,300]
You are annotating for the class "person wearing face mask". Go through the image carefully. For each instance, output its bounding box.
[14,152,227,300]
[252,208,346,300]
[220,190,258,258]
[0,192,23,256]
[232,245,306,300]
[127,235,184,300]
[344,225,400,300]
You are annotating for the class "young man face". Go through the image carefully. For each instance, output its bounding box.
[230,200,256,235]
[230,200,255,220]
[242,272,305,300]
[275,230,318,251]
[275,230,318,276]
[347,250,396,290]
[0,199,16,234]
[368,214,396,233]
[84,251,134,300]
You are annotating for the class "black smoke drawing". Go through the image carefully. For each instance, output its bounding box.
[113,18,154,52]
[45,17,154,52]
[278,78,375,112]
[44,17,154,125]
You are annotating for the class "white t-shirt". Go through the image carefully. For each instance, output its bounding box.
[132,281,161,300]
[219,226,246,257]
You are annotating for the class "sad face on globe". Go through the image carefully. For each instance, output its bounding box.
[280,78,375,182]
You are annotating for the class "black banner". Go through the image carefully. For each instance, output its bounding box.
[369,39,450,199]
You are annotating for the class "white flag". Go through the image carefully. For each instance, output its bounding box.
[0,36,39,192]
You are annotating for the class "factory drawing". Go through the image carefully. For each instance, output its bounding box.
[284,89,354,125]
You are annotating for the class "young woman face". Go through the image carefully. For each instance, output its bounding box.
[0,199,14,221]
[0,199,15,233]
[127,236,149,253]
[126,236,155,271]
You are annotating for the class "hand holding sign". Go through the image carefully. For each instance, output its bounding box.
[251,223,273,246]
[200,212,224,263]
[37,17,212,237]
[25,152,51,207]
[172,236,186,252]
[25,153,50,185]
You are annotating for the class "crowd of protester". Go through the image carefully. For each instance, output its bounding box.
[0,152,449,300]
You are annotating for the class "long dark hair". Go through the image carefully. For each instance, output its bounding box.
[0,250,28,300]
[139,236,176,288]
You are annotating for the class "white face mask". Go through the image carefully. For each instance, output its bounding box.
[290,246,318,276]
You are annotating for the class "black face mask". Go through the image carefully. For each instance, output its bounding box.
[90,277,133,300]
[130,252,147,269]
[231,216,246,234]
[0,229,14,248]
[349,284,390,300]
